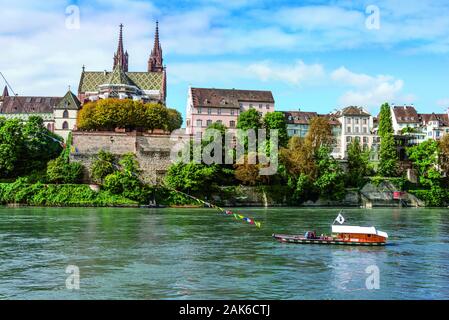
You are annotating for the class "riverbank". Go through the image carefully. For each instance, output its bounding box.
[1,180,446,208]
[0,182,138,207]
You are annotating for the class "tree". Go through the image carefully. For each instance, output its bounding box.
[47,156,83,184]
[314,146,346,200]
[378,103,398,176]
[236,108,262,130]
[263,111,288,147]
[166,108,183,132]
[91,150,116,184]
[280,136,316,178]
[407,140,441,188]
[438,134,449,178]
[346,139,371,187]
[305,116,333,152]
[378,103,394,137]
[76,98,181,132]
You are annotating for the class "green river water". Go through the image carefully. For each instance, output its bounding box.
[0,207,448,299]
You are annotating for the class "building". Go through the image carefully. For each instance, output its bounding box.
[283,111,318,138]
[185,87,275,135]
[333,106,376,159]
[391,105,420,134]
[0,87,80,141]
[419,112,449,140]
[78,22,166,104]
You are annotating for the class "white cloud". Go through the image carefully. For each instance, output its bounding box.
[437,98,449,108]
[330,67,413,109]
[247,60,325,85]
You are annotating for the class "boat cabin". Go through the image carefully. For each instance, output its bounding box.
[331,225,388,243]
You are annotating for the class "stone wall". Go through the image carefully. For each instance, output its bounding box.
[70,131,182,184]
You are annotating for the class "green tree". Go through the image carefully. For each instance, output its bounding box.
[263,111,288,147]
[167,108,183,132]
[346,139,371,187]
[164,161,219,196]
[378,103,398,176]
[91,150,116,183]
[46,156,83,184]
[407,140,441,188]
[237,108,262,130]
[313,146,346,200]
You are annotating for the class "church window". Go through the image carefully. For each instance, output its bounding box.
[62,121,69,130]
[63,110,69,118]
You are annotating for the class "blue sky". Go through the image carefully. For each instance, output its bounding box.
[1,0,449,121]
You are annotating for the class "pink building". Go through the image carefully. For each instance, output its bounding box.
[185,87,275,135]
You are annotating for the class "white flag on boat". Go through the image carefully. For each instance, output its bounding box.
[335,213,345,225]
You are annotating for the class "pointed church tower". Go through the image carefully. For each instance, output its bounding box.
[2,85,9,97]
[148,21,164,72]
[113,24,129,72]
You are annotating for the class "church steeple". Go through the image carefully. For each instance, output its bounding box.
[2,85,9,97]
[148,21,164,72]
[113,23,129,72]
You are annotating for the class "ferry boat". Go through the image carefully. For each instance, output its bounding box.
[272,213,389,246]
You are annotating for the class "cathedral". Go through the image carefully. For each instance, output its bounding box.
[78,22,166,104]
[0,21,166,141]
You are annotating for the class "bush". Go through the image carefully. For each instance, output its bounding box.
[409,187,449,207]
[0,180,137,207]
[91,150,116,183]
[47,157,83,184]
[76,98,182,132]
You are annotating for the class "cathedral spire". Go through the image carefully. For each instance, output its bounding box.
[148,21,164,72]
[113,23,129,72]
[2,85,9,97]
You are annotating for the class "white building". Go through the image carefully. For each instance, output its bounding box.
[333,106,376,159]
[0,87,80,141]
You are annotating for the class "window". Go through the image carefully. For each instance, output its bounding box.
[207,119,212,126]
[355,127,359,133]
[217,120,222,124]
[230,120,235,128]
[26,97,32,103]
[47,123,52,131]
[355,136,360,143]
[346,136,352,143]
[363,127,367,133]
[63,109,69,118]
[62,121,69,130]
[239,103,243,108]
[249,104,253,108]
[217,108,221,115]
[363,137,368,143]
[363,119,367,125]
[266,104,270,109]
[347,126,351,133]
[196,119,203,127]
[346,118,351,124]
[186,120,190,127]
[259,104,263,109]
[208,108,212,115]
[231,109,235,115]
[258,112,263,117]
[355,118,359,124]
[197,107,202,114]
[35,97,41,103]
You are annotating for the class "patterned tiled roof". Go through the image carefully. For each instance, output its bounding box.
[392,106,419,123]
[78,70,163,93]
[0,96,61,114]
[191,87,274,109]
[56,91,81,110]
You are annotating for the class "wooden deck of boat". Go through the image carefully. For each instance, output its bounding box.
[272,234,386,246]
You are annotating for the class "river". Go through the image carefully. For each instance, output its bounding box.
[0,207,448,299]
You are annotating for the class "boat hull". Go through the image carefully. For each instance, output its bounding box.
[272,234,386,246]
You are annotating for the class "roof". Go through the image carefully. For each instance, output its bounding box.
[331,225,388,238]
[78,70,164,93]
[337,106,371,117]
[420,113,449,126]
[56,91,81,110]
[191,87,274,109]
[283,111,318,124]
[0,96,61,114]
[392,106,419,123]
[106,65,133,86]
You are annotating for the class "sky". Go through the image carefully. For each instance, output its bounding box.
[1,0,449,122]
